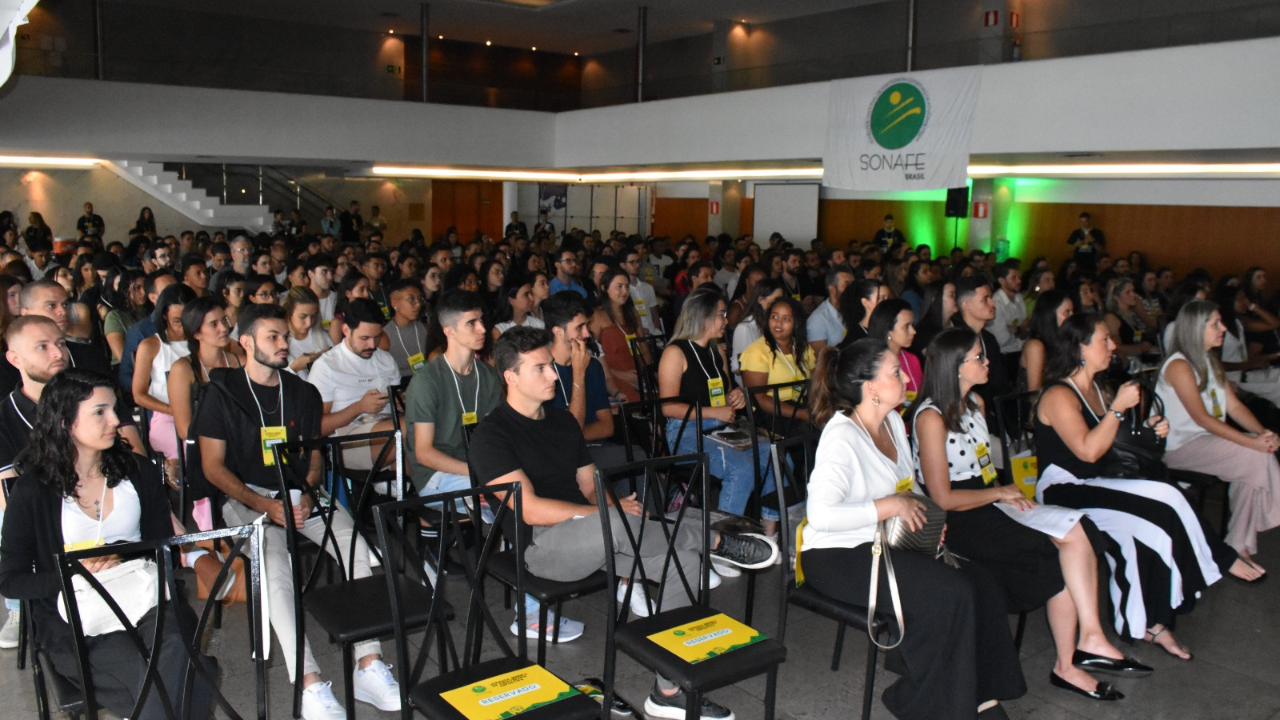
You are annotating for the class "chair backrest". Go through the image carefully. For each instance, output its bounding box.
[770,433,816,647]
[992,391,1039,483]
[372,481,526,689]
[273,429,402,584]
[595,453,712,622]
[741,380,812,518]
[617,394,702,463]
[56,523,266,720]
[629,335,666,402]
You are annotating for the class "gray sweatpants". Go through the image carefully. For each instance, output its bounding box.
[524,512,703,612]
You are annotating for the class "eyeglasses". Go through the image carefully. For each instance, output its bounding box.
[963,352,988,365]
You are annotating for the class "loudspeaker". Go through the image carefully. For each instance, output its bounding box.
[945,186,969,218]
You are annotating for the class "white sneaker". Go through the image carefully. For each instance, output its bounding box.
[353,659,402,712]
[706,568,722,590]
[618,582,654,617]
[509,611,585,642]
[301,681,347,720]
[0,608,18,650]
[710,560,741,578]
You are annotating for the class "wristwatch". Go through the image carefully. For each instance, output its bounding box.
[1109,409,1124,420]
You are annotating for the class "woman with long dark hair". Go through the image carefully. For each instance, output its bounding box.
[132,284,197,476]
[804,339,1024,720]
[326,271,371,344]
[102,269,149,365]
[910,280,955,356]
[1035,312,1262,659]
[726,263,767,333]
[729,278,783,376]
[1020,289,1073,392]
[590,267,647,402]
[133,206,157,236]
[914,327,1140,702]
[739,296,814,424]
[837,278,890,344]
[1214,281,1280,405]
[167,296,242,443]
[0,370,213,719]
[867,299,922,416]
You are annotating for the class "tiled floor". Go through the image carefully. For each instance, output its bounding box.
[1,528,1276,720]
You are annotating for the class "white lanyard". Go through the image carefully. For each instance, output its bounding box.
[689,341,721,383]
[245,370,285,428]
[391,321,423,359]
[777,347,801,380]
[10,393,31,429]
[446,356,480,415]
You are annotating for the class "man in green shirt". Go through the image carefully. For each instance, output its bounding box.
[405,290,501,499]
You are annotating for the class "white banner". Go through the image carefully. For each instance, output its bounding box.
[823,67,983,191]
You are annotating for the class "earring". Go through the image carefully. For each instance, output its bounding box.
[871,396,880,407]
[1080,359,1086,366]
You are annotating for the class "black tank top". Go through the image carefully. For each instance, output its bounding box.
[1033,380,1103,479]
[674,339,727,405]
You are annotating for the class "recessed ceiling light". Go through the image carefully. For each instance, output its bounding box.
[438,35,443,39]
[485,40,492,46]
[388,29,394,34]
[531,46,536,51]
[574,52,579,56]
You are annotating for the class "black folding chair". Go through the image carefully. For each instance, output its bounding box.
[597,454,788,720]
[274,431,436,719]
[373,482,600,720]
[629,335,666,403]
[770,435,886,720]
[54,523,267,720]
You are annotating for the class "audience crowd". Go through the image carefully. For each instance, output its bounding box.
[0,202,1275,720]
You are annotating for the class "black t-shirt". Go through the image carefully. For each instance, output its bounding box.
[0,355,19,398]
[192,368,322,490]
[0,386,135,474]
[470,403,592,507]
[67,338,112,377]
[76,214,104,237]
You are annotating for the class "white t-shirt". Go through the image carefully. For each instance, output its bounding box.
[288,328,333,381]
[494,315,546,335]
[306,339,400,416]
[629,277,660,334]
[316,292,338,330]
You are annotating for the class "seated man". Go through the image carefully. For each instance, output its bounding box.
[196,303,400,720]
[471,327,777,720]
[306,298,401,472]
[18,279,113,377]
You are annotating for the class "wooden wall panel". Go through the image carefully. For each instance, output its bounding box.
[818,199,967,254]
[653,198,708,242]
[739,198,754,238]
[430,180,503,241]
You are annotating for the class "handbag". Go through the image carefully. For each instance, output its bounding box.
[866,492,957,650]
[58,557,161,636]
[1100,384,1168,480]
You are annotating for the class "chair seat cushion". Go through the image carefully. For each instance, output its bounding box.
[789,583,881,628]
[488,551,608,603]
[307,575,448,644]
[37,648,85,712]
[410,655,600,720]
[615,605,787,692]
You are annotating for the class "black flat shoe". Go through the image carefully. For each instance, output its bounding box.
[1072,649,1153,678]
[978,703,1012,720]
[1049,671,1124,701]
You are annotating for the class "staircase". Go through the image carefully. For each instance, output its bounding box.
[103,160,274,231]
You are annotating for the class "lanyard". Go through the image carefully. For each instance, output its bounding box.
[1064,377,1106,422]
[245,370,285,428]
[391,321,423,359]
[446,356,480,415]
[10,393,31,429]
[689,341,721,383]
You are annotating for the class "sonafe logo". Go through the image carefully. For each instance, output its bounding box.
[868,81,927,150]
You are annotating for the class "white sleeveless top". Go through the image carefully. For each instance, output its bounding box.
[61,480,142,548]
[1156,351,1225,452]
[149,338,190,406]
[911,397,989,483]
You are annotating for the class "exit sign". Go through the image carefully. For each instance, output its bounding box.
[386,65,402,74]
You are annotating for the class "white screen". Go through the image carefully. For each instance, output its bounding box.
[753,183,820,244]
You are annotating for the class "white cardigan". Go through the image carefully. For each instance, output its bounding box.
[802,410,915,552]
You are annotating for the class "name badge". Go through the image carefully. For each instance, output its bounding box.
[1211,389,1224,419]
[707,377,727,408]
[381,306,391,320]
[462,411,478,426]
[63,538,105,552]
[895,477,913,494]
[634,298,648,317]
[904,390,918,406]
[975,443,998,485]
[321,319,331,330]
[792,292,801,301]
[408,352,426,372]
[261,426,287,466]
[1133,330,1144,342]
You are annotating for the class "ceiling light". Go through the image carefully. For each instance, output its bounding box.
[438,35,443,39]
[531,46,536,51]
[967,163,1280,176]
[485,40,492,46]
[388,29,394,34]
[0,155,100,167]
[574,52,579,56]
[371,166,824,183]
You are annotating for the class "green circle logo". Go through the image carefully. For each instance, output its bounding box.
[472,686,486,693]
[868,81,927,150]
[673,630,686,637]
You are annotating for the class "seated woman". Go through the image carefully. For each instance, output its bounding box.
[725,263,767,334]
[915,327,1143,702]
[590,267,648,403]
[326,271,372,344]
[1019,289,1073,393]
[102,269,148,366]
[658,286,773,525]
[492,278,544,337]
[729,278,784,377]
[1213,282,1280,406]
[837,278,891,345]
[210,269,245,340]
[243,274,280,306]
[283,287,332,382]
[132,284,197,481]
[0,370,213,720]
[1035,312,1263,660]
[909,280,955,356]
[866,299,922,417]
[740,295,815,431]
[1103,278,1155,364]
[1157,300,1279,570]
[803,338,1024,720]
[168,296,244,445]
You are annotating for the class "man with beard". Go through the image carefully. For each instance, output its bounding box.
[195,303,401,719]
[306,298,401,471]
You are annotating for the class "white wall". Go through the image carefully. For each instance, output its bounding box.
[1006,178,1280,208]
[0,75,556,168]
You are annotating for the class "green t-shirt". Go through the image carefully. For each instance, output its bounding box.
[405,355,502,491]
[103,308,144,364]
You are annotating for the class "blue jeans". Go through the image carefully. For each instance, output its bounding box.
[666,418,777,521]
[0,507,20,611]
[420,470,473,514]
